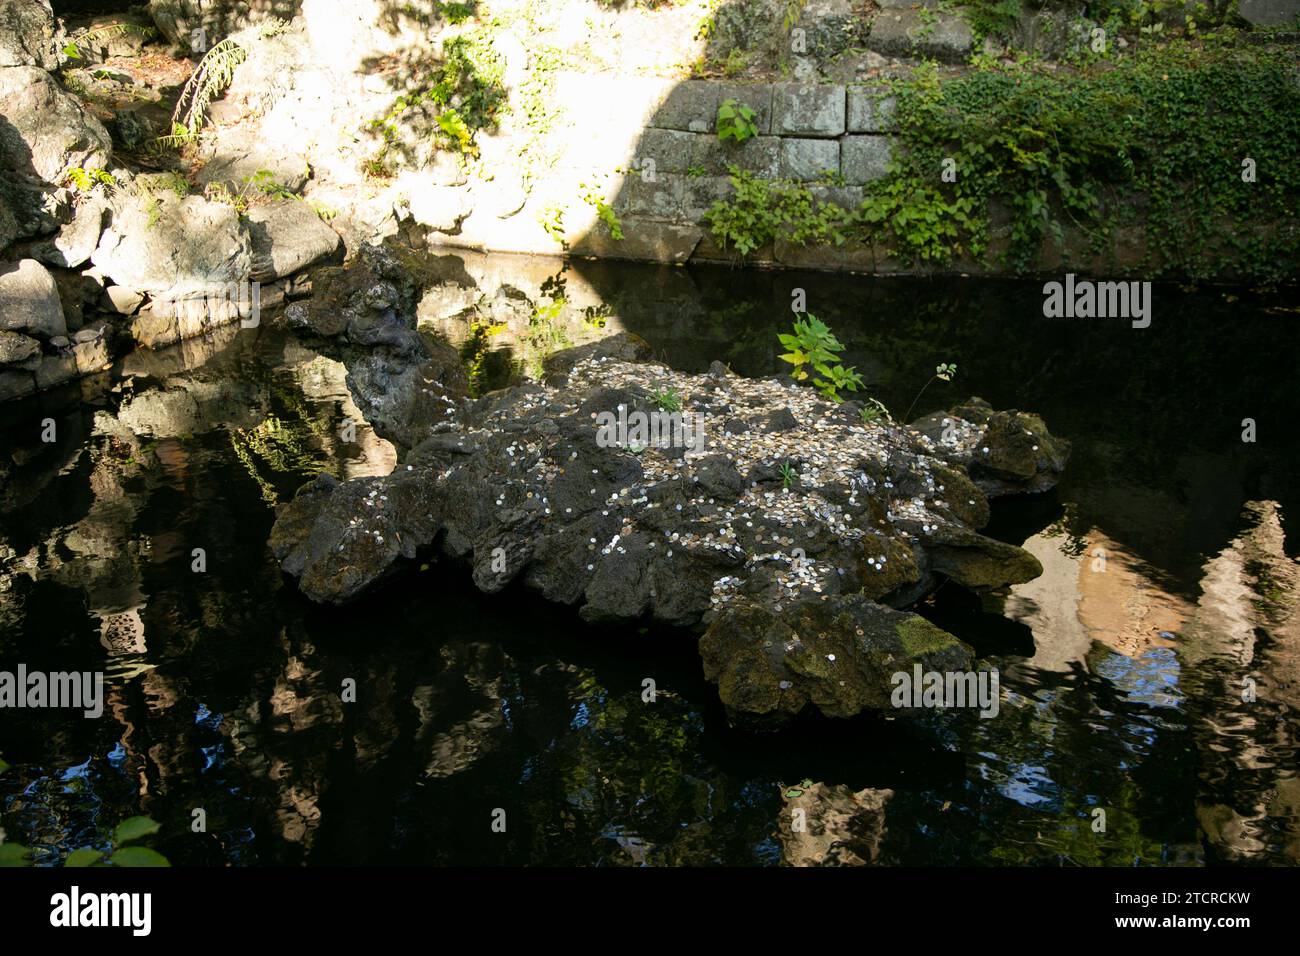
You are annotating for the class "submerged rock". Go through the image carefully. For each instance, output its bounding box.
[778,782,893,866]
[270,333,1069,723]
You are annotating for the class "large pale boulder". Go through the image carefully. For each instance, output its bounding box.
[0,258,66,338]
[92,189,252,300]
[245,200,341,281]
[302,0,432,75]
[29,196,107,269]
[0,0,58,71]
[0,66,113,183]
[400,175,471,233]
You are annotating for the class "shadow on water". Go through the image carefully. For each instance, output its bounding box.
[3,0,1299,863]
[4,261,1297,865]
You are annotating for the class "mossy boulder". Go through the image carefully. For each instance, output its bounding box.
[699,594,973,725]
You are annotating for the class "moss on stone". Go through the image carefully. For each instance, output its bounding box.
[894,615,960,658]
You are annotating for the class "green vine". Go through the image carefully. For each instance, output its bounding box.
[703,38,1300,282]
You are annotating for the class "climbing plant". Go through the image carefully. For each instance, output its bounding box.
[869,42,1300,280]
[704,39,1300,282]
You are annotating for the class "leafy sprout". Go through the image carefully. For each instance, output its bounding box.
[651,385,683,412]
[777,314,865,404]
[779,461,798,490]
[717,98,759,143]
[903,362,958,424]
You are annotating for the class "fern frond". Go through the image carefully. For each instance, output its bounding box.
[171,38,248,139]
[63,22,157,59]
[147,133,198,153]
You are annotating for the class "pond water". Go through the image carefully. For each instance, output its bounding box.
[2,256,1297,866]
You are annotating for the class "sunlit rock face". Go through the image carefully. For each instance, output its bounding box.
[270,331,1068,723]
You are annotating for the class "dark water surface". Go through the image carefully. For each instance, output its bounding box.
[2,258,1298,866]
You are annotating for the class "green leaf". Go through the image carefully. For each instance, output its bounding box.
[64,847,104,867]
[0,844,32,867]
[108,847,170,868]
[113,816,161,845]
[0,757,9,774]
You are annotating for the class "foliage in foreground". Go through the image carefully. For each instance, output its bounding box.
[0,758,169,867]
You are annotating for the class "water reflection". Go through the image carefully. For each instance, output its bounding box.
[2,262,1298,866]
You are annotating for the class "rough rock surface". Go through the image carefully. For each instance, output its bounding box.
[92,189,252,300]
[0,328,40,364]
[778,782,893,865]
[148,0,302,49]
[1238,0,1300,26]
[270,332,1068,723]
[29,196,106,269]
[0,258,65,337]
[0,66,113,183]
[868,9,974,64]
[246,200,341,282]
[0,0,59,71]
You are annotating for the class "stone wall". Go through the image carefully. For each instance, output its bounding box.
[418,72,1179,277]
[422,74,902,269]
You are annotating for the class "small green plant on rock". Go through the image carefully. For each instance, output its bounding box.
[61,22,157,61]
[153,38,248,151]
[903,362,957,423]
[778,314,864,404]
[717,99,758,142]
[539,204,566,246]
[651,385,683,412]
[859,397,891,424]
[204,170,295,212]
[365,29,506,168]
[705,166,852,256]
[579,180,624,240]
[64,165,117,194]
[779,461,798,490]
